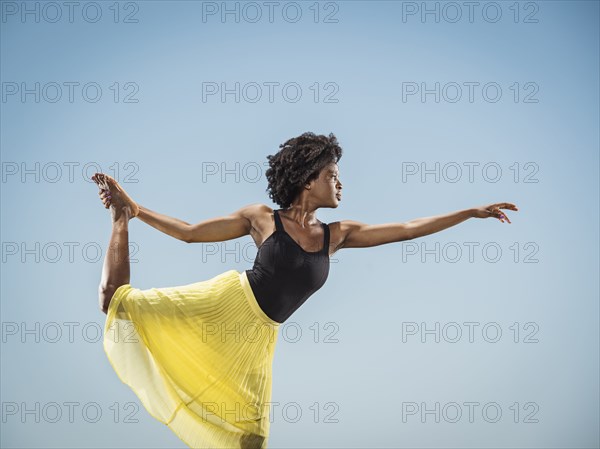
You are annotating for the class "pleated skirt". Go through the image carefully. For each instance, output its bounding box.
[103,269,281,449]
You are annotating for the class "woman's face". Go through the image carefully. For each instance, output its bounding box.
[310,162,343,207]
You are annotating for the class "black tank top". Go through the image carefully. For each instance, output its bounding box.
[245,209,330,323]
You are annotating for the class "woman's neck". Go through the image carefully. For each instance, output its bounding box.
[280,206,320,229]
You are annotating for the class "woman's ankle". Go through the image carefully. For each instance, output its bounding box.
[111,206,133,224]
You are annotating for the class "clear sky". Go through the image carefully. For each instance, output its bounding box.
[1,1,598,447]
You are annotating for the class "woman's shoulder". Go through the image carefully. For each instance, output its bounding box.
[241,203,276,216]
[235,203,276,227]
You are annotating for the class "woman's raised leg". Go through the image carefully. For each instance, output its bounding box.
[92,173,135,314]
[99,212,131,313]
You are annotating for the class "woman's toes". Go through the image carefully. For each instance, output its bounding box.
[105,177,117,191]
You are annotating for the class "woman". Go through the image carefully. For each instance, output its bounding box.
[93,132,518,449]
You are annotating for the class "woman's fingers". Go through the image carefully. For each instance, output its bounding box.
[497,210,510,224]
[98,189,112,200]
[499,203,518,222]
[92,173,112,209]
[488,207,510,224]
[477,202,518,222]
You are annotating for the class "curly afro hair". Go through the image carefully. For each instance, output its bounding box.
[265,132,343,208]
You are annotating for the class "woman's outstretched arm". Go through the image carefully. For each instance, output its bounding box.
[136,205,193,242]
[136,204,259,243]
[93,173,193,242]
[337,202,519,249]
[92,173,256,243]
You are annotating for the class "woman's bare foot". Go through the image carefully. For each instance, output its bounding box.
[92,173,140,222]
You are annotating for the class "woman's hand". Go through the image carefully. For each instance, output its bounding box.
[92,173,140,218]
[472,203,518,224]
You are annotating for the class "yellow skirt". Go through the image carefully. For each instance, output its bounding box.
[103,269,281,449]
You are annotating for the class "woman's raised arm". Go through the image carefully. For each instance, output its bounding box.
[137,203,263,244]
[136,205,194,242]
[180,204,262,244]
[338,202,518,249]
[93,172,259,243]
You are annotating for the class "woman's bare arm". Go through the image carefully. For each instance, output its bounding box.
[92,172,258,243]
[137,203,263,243]
[136,205,193,242]
[183,204,260,243]
[338,202,518,249]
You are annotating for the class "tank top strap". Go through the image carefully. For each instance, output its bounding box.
[273,209,284,232]
[321,222,330,255]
